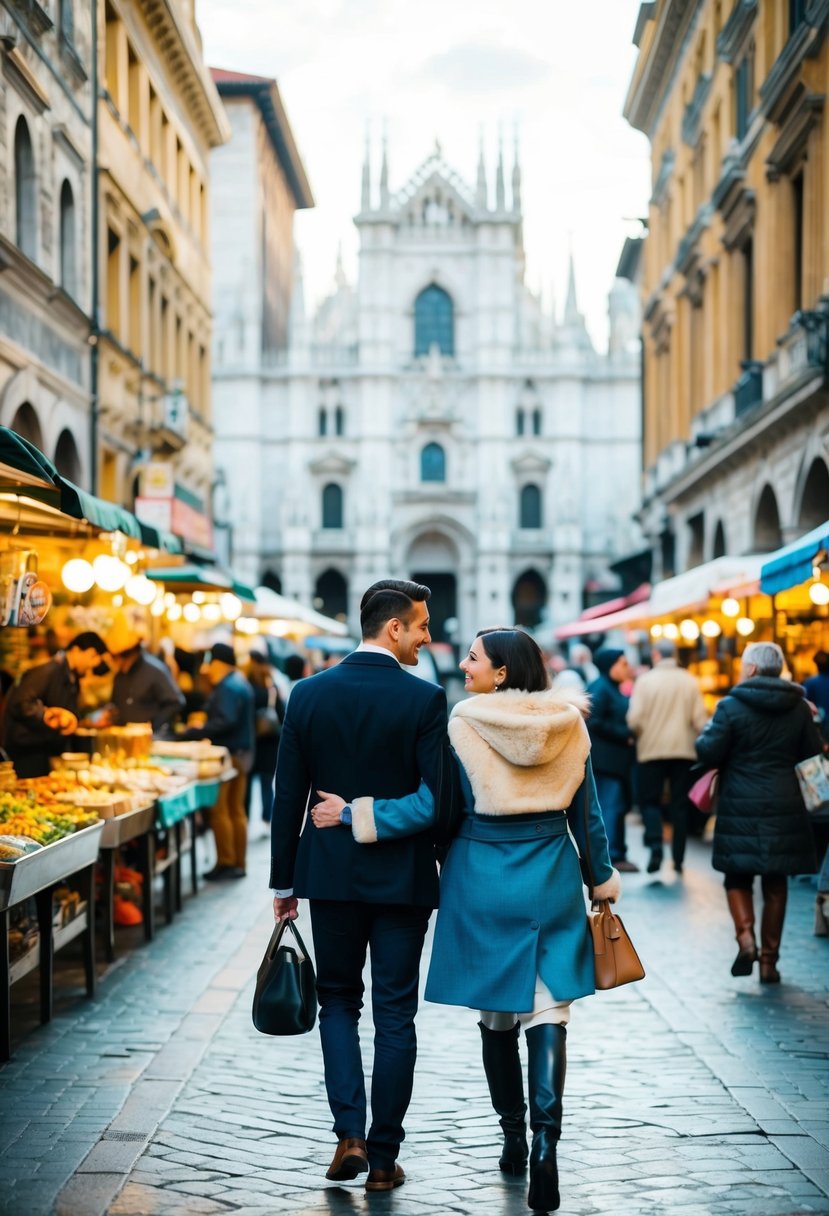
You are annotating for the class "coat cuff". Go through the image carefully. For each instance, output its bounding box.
[351,796,377,843]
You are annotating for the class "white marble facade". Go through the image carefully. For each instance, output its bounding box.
[212,139,643,642]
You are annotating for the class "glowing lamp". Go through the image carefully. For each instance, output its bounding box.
[93,554,130,592]
[701,619,722,639]
[220,593,242,621]
[649,624,664,639]
[192,590,206,604]
[201,603,222,622]
[183,603,201,623]
[61,558,95,593]
[150,599,166,617]
[663,623,680,640]
[721,597,740,618]
[735,617,755,637]
[166,603,182,621]
[125,575,157,606]
[809,581,829,606]
[679,619,700,641]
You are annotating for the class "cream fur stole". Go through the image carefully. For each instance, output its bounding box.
[448,687,590,815]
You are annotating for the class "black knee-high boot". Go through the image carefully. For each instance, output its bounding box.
[525,1023,566,1212]
[479,1022,529,1173]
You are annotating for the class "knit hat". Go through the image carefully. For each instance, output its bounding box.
[208,642,236,667]
[68,631,109,655]
[594,647,624,676]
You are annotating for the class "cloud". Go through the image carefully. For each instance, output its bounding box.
[417,43,550,94]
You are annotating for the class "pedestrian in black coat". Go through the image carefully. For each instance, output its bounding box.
[587,649,637,870]
[696,641,822,984]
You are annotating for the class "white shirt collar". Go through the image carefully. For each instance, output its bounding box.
[357,641,403,669]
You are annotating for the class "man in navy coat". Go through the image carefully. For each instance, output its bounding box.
[271,579,447,1192]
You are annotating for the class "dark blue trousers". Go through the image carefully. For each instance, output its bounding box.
[309,900,430,1170]
[594,772,630,863]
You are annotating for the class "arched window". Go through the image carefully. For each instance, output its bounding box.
[262,569,282,594]
[60,0,74,40]
[798,458,829,531]
[512,570,547,629]
[54,428,82,484]
[520,484,542,529]
[318,408,327,436]
[420,442,446,483]
[334,406,345,436]
[414,284,454,356]
[59,180,77,296]
[315,568,348,620]
[516,409,525,436]
[10,402,43,450]
[532,408,542,436]
[322,483,343,529]
[753,484,782,552]
[712,520,726,559]
[15,116,37,260]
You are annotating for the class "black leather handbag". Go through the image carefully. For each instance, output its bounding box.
[252,918,317,1035]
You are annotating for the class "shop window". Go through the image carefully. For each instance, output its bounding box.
[520,484,542,529]
[420,442,446,483]
[414,284,454,356]
[14,117,36,260]
[322,483,343,529]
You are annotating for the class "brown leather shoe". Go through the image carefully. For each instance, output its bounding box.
[365,1163,405,1191]
[325,1137,368,1181]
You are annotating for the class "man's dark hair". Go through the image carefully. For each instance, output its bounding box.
[68,631,108,655]
[814,650,829,675]
[476,628,549,693]
[284,655,306,681]
[360,579,431,640]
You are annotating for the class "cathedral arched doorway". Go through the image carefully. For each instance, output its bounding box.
[314,568,348,621]
[512,569,547,629]
[407,530,458,644]
[261,569,282,594]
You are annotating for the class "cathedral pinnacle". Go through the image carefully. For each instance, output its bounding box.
[476,129,487,210]
[511,127,522,214]
[380,125,390,209]
[564,247,580,323]
[495,131,506,211]
[361,129,371,211]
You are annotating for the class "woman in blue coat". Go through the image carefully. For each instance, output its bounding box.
[312,629,620,1213]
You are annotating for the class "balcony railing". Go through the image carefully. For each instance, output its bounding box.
[775,308,829,387]
[733,360,764,416]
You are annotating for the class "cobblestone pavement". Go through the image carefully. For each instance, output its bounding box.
[1,821,828,1216]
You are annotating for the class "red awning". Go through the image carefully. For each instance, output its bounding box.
[554,584,651,640]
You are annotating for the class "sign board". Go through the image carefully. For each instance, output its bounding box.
[140,462,175,499]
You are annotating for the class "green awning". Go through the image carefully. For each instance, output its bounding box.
[145,565,256,602]
[0,426,179,552]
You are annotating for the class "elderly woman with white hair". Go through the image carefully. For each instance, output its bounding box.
[696,641,822,983]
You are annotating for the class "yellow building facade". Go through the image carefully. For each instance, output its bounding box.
[625,1,829,578]
[96,0,229,544]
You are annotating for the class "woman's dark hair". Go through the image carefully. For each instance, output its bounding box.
[360,579,431,639]
[476,628,549,693]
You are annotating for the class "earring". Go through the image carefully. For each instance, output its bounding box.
[494,682,501,691]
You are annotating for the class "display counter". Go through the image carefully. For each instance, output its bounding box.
[0,821,105,1062]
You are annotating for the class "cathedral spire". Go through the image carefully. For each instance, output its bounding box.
[511,126,522,214]
[361,128,371,211]
[379,124,390,209]
[495,129,506,211]
[334,241,346,289]
[476,128,487,210]
[564,247,580,323]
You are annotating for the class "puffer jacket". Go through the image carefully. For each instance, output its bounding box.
[695,676,822,875]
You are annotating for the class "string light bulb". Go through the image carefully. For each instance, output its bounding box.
[679,619,700,641]
[92,554,130,592]
[701,619,722,638]
[61,558,95,593]
[721,597,740,618]
[809,581,829,606]
[735,617,755,636]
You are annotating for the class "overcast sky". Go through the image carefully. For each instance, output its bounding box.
[198,0,651,351]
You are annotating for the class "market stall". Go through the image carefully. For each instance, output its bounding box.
[759,519,829,682]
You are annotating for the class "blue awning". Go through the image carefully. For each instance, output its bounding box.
[760,520,829,594]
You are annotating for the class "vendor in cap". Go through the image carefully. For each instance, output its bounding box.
[184,642,255,881]
[106,616,185,735]
[3,631,109,777]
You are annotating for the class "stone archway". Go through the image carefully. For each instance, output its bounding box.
[53,428,82,484]
[753,484,782,552]
[10,401,44,450]
[407,530,459,644]
[797,458,829,531]
[512,568,548,629]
